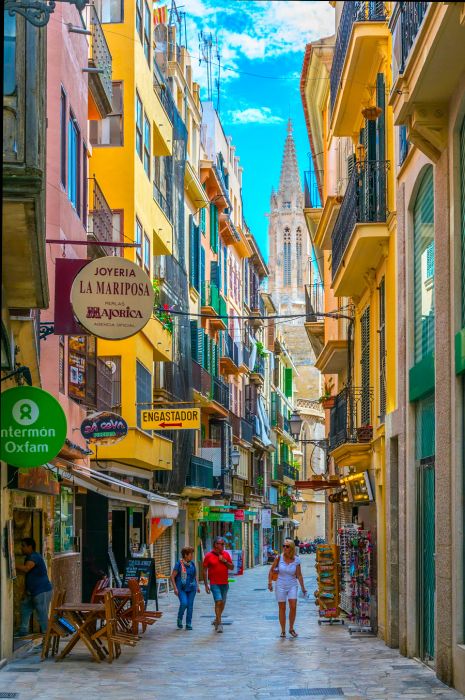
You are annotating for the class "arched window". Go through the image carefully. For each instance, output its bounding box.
[413,166,434,362]
[296,227,302,287]
[283,227,291,286]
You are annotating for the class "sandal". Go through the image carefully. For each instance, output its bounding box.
[280,631,286,637]
[289,629,298,638]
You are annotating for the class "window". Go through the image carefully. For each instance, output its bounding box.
[4,11,16,96]
[296,227,302,287]
[143,1,151,64]
[136,0,143,42]
[96,0,123,23]
[99,356,121,412]
[143,114,150,177]
[82,144,88,229]
[60,88,67,187]
[136,360,152,432]
[112,210,123,244]
[143,233,150,274]
[283,228,291,286]
[89,81,123,146]
[54,487,74,553]
[135,218,143,264]
[413,167,434,363]
[379,278,386,422]
[136,93,143,160]
[360,306,371,425]
[68,114,80,215]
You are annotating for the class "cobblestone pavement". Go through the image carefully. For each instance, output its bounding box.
[1,556,463,700]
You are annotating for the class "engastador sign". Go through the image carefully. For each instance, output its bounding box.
[70,256,155,340]
[0,386,67,468]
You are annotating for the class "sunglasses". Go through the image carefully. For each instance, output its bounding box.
[283,544,290,548]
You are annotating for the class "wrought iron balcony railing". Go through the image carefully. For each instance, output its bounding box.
[329,385,374,451]
[201,281,220,312]
[87,4,112,116]
[230,411,241,439]
[305,283,324,322]
[282,462,298,481]
[222,334,240,367]
[153,59,175,123]
[252,355,265,377]
[273,463,284,482]
[87,177,115,255]
[153,182,172,222]
[250,294,265,316]
[213,376,230,410]
[186,455,214,490]
[332,160,389,279]
[192,360,212,396]
[391,2,429,81]
[330,1,387,115]
[304,169,323,209]
[241,417,254,444]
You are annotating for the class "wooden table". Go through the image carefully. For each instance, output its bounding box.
[55,603,106,662]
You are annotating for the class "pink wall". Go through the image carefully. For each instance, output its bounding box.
[41,3,90,451]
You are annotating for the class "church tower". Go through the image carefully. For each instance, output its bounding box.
[268,119,309,316]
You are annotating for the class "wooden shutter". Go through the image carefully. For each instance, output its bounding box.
[200,206,206,235]
[210,260,219,287]
[284,368,293,398]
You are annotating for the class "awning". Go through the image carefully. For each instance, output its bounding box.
[149,501,179,520]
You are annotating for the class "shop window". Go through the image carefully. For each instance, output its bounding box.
[89,81,123,146]
[54,487,74,553]
[413,167,435,362]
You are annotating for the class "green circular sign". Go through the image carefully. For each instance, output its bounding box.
[1,386,67,468]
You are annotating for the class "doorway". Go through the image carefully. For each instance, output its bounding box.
[111,510,127,575]
[12,508,42,637]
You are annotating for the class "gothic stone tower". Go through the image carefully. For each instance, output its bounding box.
[268,121,324,501]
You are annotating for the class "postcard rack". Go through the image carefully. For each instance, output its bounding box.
[314,544,343,625]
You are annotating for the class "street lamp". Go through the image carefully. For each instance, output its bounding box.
[230,446,240,470]
[289,410,303,440]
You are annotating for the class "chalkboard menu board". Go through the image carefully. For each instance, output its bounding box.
[124,557,158,609]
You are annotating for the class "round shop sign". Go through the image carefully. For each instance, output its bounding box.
[0,386,67,468]
[70,256,155,340]
[80,411,128,445]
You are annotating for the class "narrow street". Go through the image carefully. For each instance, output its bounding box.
[1,557,462,700]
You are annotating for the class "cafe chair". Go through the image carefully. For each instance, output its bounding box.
[156,572,171,597]
[125,578,162,635]
[90,576,110,604]
[92,592,138,663]
[41,589,67,660]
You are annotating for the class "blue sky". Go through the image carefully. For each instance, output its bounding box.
[183,0,334,261]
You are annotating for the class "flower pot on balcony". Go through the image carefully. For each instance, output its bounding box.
[321,396,336,410]
[356,425,373,443]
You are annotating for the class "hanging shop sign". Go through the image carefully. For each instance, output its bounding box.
[0,386,67,468]
[340,471,374,504]
[234,509,245,521]
[262,508,272,529]
[54,258,90,335]
[70,257,154,340]
[80,411,128,445]
[140,407,200,431]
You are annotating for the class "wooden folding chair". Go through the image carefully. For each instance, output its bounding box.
[41,589,67,660]
[125,578,162,635]
[92,592,138,663]
[90,576,110,604]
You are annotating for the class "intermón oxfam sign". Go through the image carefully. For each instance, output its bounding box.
[0,387,67,468]
[70,256,155,340]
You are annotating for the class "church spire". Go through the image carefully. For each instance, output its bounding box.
[278,119,302,199]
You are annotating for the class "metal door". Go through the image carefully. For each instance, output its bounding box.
[253,525,260,566]
[418,460,435,662]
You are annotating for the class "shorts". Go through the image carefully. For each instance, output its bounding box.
[275,581,298,603]
[210,584,229,602]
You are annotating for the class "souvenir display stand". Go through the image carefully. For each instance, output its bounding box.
[338,526,372,634]
[314,544,343,625]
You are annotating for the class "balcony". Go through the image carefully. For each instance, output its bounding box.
[250,355,265,386]
[303,169,324,242]
[151,191,173,255]
[390,3,465,162]
[230,412,241,440]
[332,160,389,298]
[250,295,265,329]
[87,177,115,257]
[87,4,112,119]
[240,417,254,445]
[185,160,209,208]
[153,183,172,223]
[152,62,173,156]
[329,386,374,470]
[201,282,227,330]
[93,428,173,471]
[220,334,240,375]
[330,1,389,136]
[304,283,325,357]
[282,462,298,484]
[192,360,212,396]
[141,315,173,362]
[272,463,284,484]
[212,376,230,411]
[183,455,216,496]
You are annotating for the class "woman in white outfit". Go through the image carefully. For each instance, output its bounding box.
[268,539,307,637]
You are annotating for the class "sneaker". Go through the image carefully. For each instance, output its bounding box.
[185,625,193,630]
[216,623,223,633]
[177,620,183,629]
[211,619,217,625]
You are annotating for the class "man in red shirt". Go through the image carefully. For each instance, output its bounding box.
[203,537,234,632]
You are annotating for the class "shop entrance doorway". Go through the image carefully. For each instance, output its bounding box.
[112,510,127,575]
[418,459,435,664]
[12,508,42,638]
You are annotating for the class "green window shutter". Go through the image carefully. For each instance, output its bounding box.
[198,327,204,366]
[210,203,218,253]
[190,321,198,361]
[413,167,434,363]
[200,207,206,236]
[271,392,277,425]
[284,368,293,398]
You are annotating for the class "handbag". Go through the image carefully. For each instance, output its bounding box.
[271,555,280,582]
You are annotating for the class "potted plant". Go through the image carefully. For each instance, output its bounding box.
[356,424,373,443]
[153,279,174,334]
[318,378,335,409]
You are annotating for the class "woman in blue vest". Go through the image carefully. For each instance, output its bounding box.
[170,546,200,630]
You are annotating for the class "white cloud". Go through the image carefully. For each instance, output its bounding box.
[227,107,284,125]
